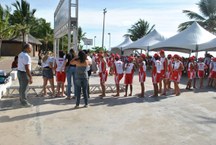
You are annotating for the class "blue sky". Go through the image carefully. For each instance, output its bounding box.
[1,0,200,49]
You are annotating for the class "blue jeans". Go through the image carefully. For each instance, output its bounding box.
[75,78,88,106]
[66,66,76,97]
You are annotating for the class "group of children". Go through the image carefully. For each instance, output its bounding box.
[95,50,216,98]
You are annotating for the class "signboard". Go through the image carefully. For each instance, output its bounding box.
[54,0,70,38]
[83,39,93,45]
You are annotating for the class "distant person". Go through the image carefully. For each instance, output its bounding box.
[54,51,66,97]
[138,54,146,98]
[186,56,196,90]
[98,51,108,99]
[124,56,135,97]
[65,49,76,100]
[83,49,92,98]
[159,50,168,95]
[197,57,207,88]
[91,53,98,73]
[11,56,18,70]
[41,52,55,97]
[171,54,184,96]
[70,50,92,108]
[150,53,161,97]
[112,54,124,97]
[17,43,33,107]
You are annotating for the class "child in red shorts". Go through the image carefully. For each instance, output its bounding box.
[150,53,162,97]
[55,51,66,97]
[197,57,207,88]
[138,54,147,98]
[112,54,124,97]
[124,56,135,97]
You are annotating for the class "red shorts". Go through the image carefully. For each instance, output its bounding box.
[139,72,146,83]
[198,70,204,78]
[99,71,108,83]
[171,70,181,82]
[187,71,195,79]
[211,71,216,79]
[152,73,161,84]
[160,70,166,79]
[124,73,133,85]
[115,74,124,84]
[56,72,66,83]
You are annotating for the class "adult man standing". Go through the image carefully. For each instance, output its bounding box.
[17,43,33,107]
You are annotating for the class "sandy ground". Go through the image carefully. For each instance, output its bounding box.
[0,69,216,145]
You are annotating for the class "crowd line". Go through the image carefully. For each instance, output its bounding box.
[15,43,216,108]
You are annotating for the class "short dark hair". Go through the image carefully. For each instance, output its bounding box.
[78,50,87,63]
[23,43,31,50]
[59,51,64,58]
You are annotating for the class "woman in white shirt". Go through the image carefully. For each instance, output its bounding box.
[41,52,55,97]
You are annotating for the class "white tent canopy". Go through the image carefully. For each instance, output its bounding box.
[150,22,216,53]
[124,29,166,51]
[199,38,216,51]
[111,36,133,54]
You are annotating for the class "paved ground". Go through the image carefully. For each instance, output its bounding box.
[0,67,216,145]
[0,57,14,74]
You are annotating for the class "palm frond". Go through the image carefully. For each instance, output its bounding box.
[183,10,206,21]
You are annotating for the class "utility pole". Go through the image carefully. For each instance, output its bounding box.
[102,8,107,49]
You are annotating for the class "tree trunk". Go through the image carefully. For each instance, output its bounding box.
[0,39,2,58]
[22,32,25,49]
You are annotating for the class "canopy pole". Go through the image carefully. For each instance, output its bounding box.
[195,44,198,59]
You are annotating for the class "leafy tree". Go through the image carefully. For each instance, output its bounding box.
[178,0,216,33]
[0,5,15,57]
[128,19,155,41]
[10,0,36,46]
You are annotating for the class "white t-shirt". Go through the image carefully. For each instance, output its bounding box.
[87,56,92,71]
[160,57,166,70]
[125,63,134,74]
[18,52,31,72]
[173,61,181,70]
[114,60,124,74]
[42,57,52,68]
[55,58,65,72]
[155,60,162,73]
[197,62,205,71]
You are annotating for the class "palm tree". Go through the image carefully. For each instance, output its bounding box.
[128,19,155,41]
[178,0,216,33]
[0,5,15,57]
[10,0,36,46]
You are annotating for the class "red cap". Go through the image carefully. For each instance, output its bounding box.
[159,49,165,54]
[154,53,159,58]
[173,54,179,59]
[189,57,195,61]
[111,53,115,57]
[140,54,146,59]
[115,54,120,59]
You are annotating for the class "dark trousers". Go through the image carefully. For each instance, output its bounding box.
[17,71,29,104]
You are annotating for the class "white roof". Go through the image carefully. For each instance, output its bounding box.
[124,29,166,50]
[150,22,216,53]
[111,36,133,50]
[199,38,216,51]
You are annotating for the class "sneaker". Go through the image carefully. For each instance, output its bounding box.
[84,105,88,108]
[74,105,79,109]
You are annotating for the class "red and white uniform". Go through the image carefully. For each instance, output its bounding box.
[197,62,206,78]
[171,60,182,82]
[114,60,124,84]
[166,59,173,79]
[139,61,146,83]
[187,62,196,79]
[99,59,108,83]
[55,58,66,83]
[124,63,134,85]
[209,62,216,79]
[160,57,167,79]
[152,60,162,84]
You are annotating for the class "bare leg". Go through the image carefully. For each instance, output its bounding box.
[48,78,55,96]
[162,79,167,95]
[43,77,48,96]
[140,82,145,97]
[193,78,196,88]
[124,85,128,97]
[129,85,133,96]
[159,81,162,93]
[61,82,65,97]
[57,82,60,96]
[175,82,180,96]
